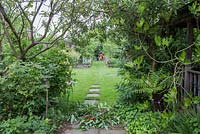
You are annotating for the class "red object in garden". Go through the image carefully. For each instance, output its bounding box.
[98,53,105,61]
[89,117,95,120]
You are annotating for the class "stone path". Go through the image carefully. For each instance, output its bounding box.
[57,123,126,134]
[63,128,126,134]
[57,84,126,134]
[84,85,100,105]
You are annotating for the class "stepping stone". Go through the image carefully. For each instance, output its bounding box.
[90,85,100,89]
[100,129,126,134]
[86,94,99,97]
[84,100,99,105]
[64,129,126,134]
[89,88,100,92]
[64,129,98,134]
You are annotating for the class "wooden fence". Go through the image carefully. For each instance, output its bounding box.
[177,70,200,109]
[186,70,200,97]
[179,70,200,102]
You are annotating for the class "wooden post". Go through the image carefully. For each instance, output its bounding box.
[184,21,193,93]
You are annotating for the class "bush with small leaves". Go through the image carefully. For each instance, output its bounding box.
[0,115,56,134]
[0,61,46,118]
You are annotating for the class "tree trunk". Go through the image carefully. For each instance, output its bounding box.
[149,43,156,71]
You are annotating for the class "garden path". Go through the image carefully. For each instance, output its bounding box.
[57,84,126,134]
[84,84,100,105]
[57,62,126,134]
[59,123,126,134]
[70,61,119,105]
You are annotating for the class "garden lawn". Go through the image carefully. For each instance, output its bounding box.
[70,61,120,105]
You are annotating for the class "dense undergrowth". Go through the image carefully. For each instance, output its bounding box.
[57,102,200,134]
[0,47,74,133]
[1,52,200,134]
[1,0,200,134]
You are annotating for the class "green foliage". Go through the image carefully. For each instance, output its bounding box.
[0,115,56,134]
[165,110,200,134]
[126,112,169,134]
[193,35,200,66]
[183,96,200,109]
[103,40,121,57]
[114,103,150,125]
[164,86,178,110]
[65,103,121,130]
[101,1,195,107]
[136,18,145,29]
[113,104,170,134]
[0,47,73,120]
[0,0,101,61]
[125,56,144,70]
[37,48,73,99]
[154,36,173,47]
[1,1,200,133]
[106,58,120,67]
[117,70,172,104]
[67,48,81,65]
[137,2,146,14]
[189,1,200,16]
[72,33,101,62]
[0,61,46,118]
[78,103,120,130]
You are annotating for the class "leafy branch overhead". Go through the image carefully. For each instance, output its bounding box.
[0,0,102,61]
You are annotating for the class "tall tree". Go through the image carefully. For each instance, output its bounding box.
[0,0,101,61]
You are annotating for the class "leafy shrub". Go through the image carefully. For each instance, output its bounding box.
[126,112,169,134]
[0,48,73,119]
[0,115,56,134]
[106,58,119,67]
[37,48,73,99]
[164,110,200,134]
[113,105,141,128]
[117,70,172,105]
[0,61,46,117]
[114,102,150,123]
[67,48,80,65]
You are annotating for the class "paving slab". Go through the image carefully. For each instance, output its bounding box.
[90,85,100,89]
[84,100,99,105]
[100,129,126,134]
[86,94,100,97]
[89,88,100,92]
[57,123,126,134]
[64,129,98,134]
[63,129,126,134]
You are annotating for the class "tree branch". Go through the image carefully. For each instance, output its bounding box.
[16,0,31,24]
[0,2,23,55]
[37,0,57,42]
[28,44,54,60]
[1,14,17,57]
[30,1,44,42]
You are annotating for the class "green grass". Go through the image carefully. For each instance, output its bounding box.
[70,61,120,105]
